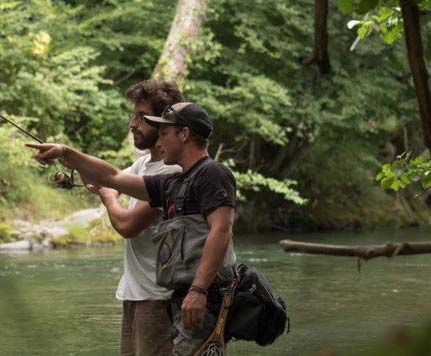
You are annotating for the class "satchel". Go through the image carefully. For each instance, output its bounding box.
[226,264,289,346]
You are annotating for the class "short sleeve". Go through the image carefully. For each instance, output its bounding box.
[144,174,170,208]
[194,163,236,217]
[123,154,150,174]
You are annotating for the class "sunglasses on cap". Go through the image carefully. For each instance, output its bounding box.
[161,105,188,126]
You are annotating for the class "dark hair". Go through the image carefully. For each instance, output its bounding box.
[174,126,209,149]
[125,79,184,116]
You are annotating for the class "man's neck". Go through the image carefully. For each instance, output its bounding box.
[180,148,209,172]
[149,146,163,162]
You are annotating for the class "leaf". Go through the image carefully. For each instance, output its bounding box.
[358,26,370,39]
[357,0,380,14]
[337,0,355,14]
[381,177,396,189]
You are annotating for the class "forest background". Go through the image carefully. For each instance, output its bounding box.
[1,0,431,234]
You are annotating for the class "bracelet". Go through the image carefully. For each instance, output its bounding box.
[189,284,208,296]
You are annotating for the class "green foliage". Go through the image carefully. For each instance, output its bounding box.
[337,0,384,15]
[52,224,91,247]
[0,222,13,243]
[51,222,122,247]
[89,223,122,244]
[182,0,429,228]
[0,1,129,153]
[0,125,87,220]
[341,0,431,197]
[376,152,431,191]
[348,7,403,48]
[0,0,430,230]
[225,159,306,204]
[341,0,431,49]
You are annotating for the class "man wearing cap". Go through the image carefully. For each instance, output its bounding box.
[87,80,183,356]
[26,102,237,355]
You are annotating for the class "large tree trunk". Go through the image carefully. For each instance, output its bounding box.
[131,0,207,154]
[303,0,331,74]
[400,0,431,150]
[152,0,207,81]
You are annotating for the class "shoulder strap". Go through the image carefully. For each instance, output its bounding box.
[174,158,213,217]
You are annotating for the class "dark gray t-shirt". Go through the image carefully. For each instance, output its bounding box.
[144,157,236,220]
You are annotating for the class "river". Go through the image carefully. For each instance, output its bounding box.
[1,228,431,355]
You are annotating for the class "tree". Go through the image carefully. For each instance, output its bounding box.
[152,0,207,81]
[342,0,431,150]
[304,0,331,74]
[341,1,431,193]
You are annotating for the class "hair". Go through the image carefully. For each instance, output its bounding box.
[125,79,184,116]
[174,126,209,149]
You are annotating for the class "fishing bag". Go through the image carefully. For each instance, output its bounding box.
[226,264,289,346]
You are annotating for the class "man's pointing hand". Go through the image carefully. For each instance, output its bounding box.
[25,143,66,166]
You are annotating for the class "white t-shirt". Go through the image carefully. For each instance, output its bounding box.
[115,154,181,301]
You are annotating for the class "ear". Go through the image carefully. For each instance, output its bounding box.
[182,127,191,142]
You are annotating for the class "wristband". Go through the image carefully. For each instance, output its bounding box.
[189,284,208,296]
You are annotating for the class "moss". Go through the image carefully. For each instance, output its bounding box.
[50,223,122,248]
[51,224,91,248]
[88,218,103,229]
[90,224,122,244]
[0,222,13,243]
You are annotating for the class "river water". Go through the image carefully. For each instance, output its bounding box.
[1,228,431,355]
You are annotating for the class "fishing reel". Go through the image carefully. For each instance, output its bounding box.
[48,170,83,189]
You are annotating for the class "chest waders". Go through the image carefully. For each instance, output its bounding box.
[150,160,236,291]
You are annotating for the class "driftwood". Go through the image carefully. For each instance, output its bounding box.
[280,239,431,261]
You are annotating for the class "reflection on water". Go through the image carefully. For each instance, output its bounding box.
[1,228,431,355]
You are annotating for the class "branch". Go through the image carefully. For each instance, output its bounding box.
[214,143,223,161]
[279,239,431,261]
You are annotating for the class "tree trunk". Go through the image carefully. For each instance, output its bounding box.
[400,0,431,150]
[303,0,331,74]
[152,0,207,81]
[280,239,431,261]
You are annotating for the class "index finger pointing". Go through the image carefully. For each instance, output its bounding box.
[25,143,44,149]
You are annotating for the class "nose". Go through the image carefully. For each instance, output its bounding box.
[129,118,137,129]
[155,135,162,148]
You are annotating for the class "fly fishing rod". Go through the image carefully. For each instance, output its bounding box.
[0,113,83,189]
[0,113,44,143]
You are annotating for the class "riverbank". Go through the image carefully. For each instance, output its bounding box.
[0,207,122,251]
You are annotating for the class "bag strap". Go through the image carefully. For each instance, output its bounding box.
[174,158,212,218]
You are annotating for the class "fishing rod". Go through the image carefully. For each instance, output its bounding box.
[0,113,44,143]
[0,113,83,189]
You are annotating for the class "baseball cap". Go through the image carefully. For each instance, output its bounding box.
[144,102,213,138]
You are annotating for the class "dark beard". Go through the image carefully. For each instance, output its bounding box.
[133,130,159,150]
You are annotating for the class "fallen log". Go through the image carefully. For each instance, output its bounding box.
[279,240,431,261]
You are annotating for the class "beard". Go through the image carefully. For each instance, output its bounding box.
[133,129,159,150]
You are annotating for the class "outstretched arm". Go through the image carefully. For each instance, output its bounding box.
[94,186,162,238]
[26,143,150,200]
